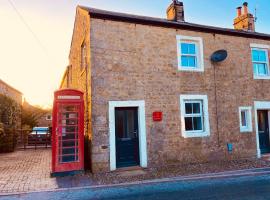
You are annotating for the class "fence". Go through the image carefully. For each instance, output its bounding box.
[17,129,51,150]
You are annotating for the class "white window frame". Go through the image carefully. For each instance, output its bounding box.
[239,107,252,132]
[180,95,210,138]
[176,35,204,72]
[250,43,270,79]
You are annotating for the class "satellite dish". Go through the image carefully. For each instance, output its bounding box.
[211,50,228,62]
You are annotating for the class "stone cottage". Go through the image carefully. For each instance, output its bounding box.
[0,79,22,105]
[60,1,270,173]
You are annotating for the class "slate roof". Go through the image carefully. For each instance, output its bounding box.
[79,6,270,40]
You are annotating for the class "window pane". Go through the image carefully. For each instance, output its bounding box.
[189,44,196,54]
[252,50,259,62]
[181,56,189,67]
[182,56,197,67]
[253,63,258,75]
[259,50,267,62]
[185,103,192,114]
[257,63,267,75]
[193,117,203,131]
[181,43,196,54]
[188,57,196,67]
[193,103,201,114]
[181,43,189,54]
[241,111,247,127]
[185,117,193,131]
[252,49,267,62]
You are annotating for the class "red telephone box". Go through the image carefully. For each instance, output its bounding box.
[51,89,84,176]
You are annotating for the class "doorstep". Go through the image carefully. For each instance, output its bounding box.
[261,153,270,161]
[114,166,147,177]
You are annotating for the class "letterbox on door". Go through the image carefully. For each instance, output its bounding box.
[51,89,84,176]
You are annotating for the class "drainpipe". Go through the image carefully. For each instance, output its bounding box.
[213,61,220,147]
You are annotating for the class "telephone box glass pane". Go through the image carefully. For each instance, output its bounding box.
[57,104,79,163]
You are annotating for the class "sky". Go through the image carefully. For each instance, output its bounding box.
[0,0,269,108]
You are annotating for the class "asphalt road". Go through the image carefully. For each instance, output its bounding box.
[1,175,270,200]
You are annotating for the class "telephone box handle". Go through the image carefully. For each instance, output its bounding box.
[56,128,58,136]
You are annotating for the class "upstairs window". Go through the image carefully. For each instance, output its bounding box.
[252,49,269,76]
[81,42,87,70]
[177,35,204,72]
[250,43,270,79]
[181,43,197,68]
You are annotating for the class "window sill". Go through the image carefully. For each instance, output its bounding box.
[178,66,204,72]
[240,128,252,133]
[253,75,270,80]
[182,131,210,138]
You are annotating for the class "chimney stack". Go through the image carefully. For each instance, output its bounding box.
[167,0,185,22]
[233,2,255,32]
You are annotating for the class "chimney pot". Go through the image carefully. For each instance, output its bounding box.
[243,2,248,15]
[237,7,242,17]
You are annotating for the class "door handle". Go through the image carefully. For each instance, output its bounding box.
[134,130,138,137]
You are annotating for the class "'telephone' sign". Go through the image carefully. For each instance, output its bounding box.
[57,95,80,100]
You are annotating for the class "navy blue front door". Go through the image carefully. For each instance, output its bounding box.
[115,107,140,168]
[258,110,270,154]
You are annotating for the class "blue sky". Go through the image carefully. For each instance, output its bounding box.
[0,0,269,106]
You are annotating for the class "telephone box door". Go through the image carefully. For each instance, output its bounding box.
[52,89,84,174]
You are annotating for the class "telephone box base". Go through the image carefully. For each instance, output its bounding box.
[50,170,84,177]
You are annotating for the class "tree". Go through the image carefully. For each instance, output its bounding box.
[22,101,48,128]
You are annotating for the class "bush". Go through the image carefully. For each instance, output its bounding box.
[0,94,20,153]
[0,127,16,153]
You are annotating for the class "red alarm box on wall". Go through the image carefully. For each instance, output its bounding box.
[51,89,84,176]
[153,112,163,122]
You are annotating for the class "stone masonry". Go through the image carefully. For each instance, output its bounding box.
[60,7,270,173]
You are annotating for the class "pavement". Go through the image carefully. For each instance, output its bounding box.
[1,173,270,200]
[1,149,270,199]
[0,149,92,194]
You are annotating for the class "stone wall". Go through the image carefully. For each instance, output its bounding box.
[61,7,92,170]
[89,18,270,173]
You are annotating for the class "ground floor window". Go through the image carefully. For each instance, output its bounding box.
[180,95,210,138]
[239,107,252,132]
[184,100,203,131]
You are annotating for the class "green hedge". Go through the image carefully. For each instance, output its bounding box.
[0,128,16,153]
[0,94,20,153]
